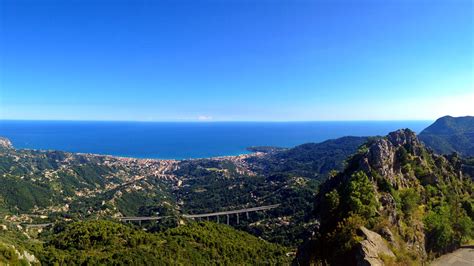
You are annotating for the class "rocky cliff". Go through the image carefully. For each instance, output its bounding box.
[294,129,474,265]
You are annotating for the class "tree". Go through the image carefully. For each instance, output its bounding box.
[324,189,340,214]
[345,171,378,220]
[400,188,420,218]
[425,205,455,253]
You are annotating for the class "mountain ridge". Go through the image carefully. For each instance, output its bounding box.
[295,129,474,265]
[419,115,474,157]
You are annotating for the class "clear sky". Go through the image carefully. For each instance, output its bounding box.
[0,0,472,121]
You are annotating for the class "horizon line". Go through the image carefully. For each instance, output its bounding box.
[0,118,437,123]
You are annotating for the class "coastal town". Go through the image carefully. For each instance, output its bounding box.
[0,139,269,225]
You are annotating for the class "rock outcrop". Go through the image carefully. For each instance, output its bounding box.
[360,129,422,189]
[0,241,39,265]
[355,227,395,266]
[294,129,472,265]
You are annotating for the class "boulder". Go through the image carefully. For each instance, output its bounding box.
[355,226,395,266]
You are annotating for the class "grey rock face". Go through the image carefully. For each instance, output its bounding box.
[367,138,396,181]
[361,129,424,189]
[355,226,395,266]
[379,193,398,225]
[387,129,419,148]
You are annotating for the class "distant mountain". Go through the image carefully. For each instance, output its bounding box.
[419,115,474,157]
[295,129,474,265]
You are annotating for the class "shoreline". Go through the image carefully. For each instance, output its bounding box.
[4,144,262,162]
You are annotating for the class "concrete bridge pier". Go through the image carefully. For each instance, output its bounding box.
[226,214,229,225]
[217,215,219,223]
[246,212,249,219]
[236,213,239,224]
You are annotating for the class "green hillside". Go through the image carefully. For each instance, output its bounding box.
[37,220,290,265]
[246,136,368,180]
[419,116,474,157]
[295,129,474,265]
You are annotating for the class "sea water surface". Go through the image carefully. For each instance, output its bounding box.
[0,120,432,159]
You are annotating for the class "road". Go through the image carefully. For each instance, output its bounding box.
[431,247,474,266]
[24,223,53,228]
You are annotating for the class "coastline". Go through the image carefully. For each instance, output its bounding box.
[8,146,259,162]
[1,137,264,164]
[0,120,432,160]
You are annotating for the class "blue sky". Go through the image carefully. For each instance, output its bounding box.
[0,0,472,121]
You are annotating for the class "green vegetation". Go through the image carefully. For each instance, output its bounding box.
[296,129,474,265]
[246,136,368,180]
[0,136,330,249]
[0,146,176,220]
[419,115,474,157]
[0,242,28,266]
[0,223,42,265]
[38,220,290,265]
[399,188,420,218]
[176,160,319,246]
[2,124,473,264]
[345,171,378,220]
[0,175,57,213]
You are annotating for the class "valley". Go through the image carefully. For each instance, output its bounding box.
[0,117,473,265]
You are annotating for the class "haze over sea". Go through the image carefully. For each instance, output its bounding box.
[0,120,432,159]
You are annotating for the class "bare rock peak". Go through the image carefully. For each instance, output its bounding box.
[387,128,419,147]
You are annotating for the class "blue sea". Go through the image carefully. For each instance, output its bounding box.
[0,120,432,159]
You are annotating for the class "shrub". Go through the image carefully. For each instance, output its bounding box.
[345,171,378,220]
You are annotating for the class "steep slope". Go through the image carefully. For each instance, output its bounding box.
[0,221,42,265]
[295,129,474,265]
[419,115,474,156]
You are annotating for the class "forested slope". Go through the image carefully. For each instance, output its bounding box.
[295,129,474,265]
[419,115,474,157]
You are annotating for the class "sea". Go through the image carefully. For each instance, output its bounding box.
[0,120,432,160]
